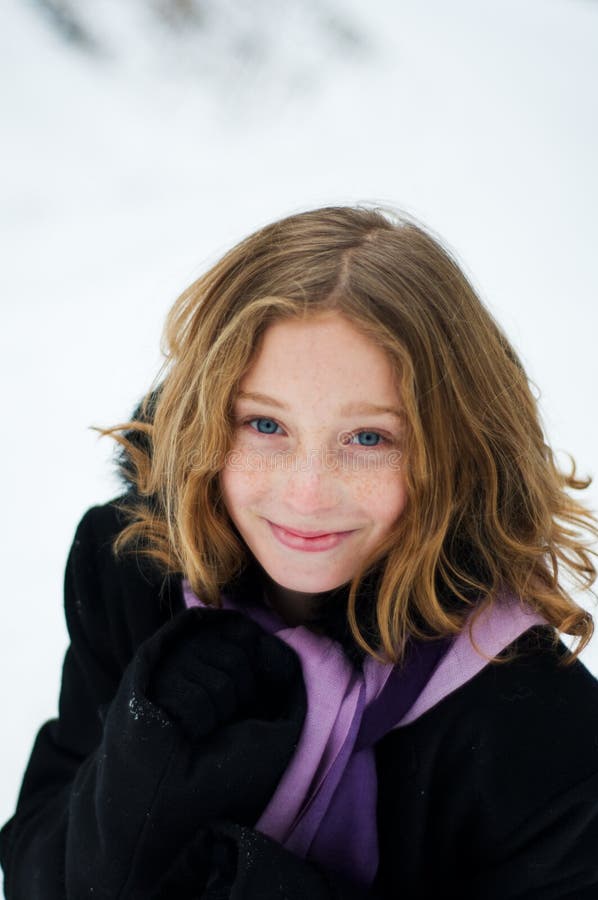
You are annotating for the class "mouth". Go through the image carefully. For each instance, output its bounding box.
[269,521,348,538]
[266,520,356,553]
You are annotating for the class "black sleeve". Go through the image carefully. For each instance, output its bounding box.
[464,768,598,899]
[463,636,598,899]
[0,504,308,899]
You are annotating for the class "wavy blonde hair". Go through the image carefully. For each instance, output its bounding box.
[96,205,597,667]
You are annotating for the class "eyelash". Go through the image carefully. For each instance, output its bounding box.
[237,416,394,448]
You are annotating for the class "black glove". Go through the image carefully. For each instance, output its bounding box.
[146,606,298,744]
[150,820,375,900]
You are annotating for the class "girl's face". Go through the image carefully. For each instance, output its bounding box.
[219,312,407,623]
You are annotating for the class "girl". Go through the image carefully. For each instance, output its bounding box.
[2,205,598,899]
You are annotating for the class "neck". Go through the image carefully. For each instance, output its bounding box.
[261,580,319,627]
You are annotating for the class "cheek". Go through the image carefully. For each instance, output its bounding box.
[219,464,269,510]
[350,469,407,526]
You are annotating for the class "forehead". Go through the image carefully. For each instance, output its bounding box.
[238,314,400,404]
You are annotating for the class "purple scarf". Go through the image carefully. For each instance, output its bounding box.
[182,580,546,888]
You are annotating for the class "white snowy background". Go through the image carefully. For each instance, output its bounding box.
[2,0,597,833]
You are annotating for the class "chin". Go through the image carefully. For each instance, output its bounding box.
[264,566,349,595]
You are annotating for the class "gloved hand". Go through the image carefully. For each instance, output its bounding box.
[150,820,375,900]
[145,606,302,744]
[123,604,307,833]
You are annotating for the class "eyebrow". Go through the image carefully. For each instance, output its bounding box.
[236,390,404,419]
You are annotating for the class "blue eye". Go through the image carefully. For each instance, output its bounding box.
[350,431,385,447]
[242,417,390,447]
[246,417,283,435]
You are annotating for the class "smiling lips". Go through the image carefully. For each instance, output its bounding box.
[267,520,355,552]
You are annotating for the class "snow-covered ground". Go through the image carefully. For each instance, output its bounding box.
[2,0,597,830]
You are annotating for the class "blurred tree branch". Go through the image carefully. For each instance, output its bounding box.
[28,0,373,110]
[30,0,370,61]
[31,0,96,48]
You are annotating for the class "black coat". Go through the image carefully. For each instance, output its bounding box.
[2,499,598,899]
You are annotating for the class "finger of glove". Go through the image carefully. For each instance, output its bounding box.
[155,659,236,740]
[256,631,302,682]
[155,631,264,735]
[252,632,304,719]
[151,827,214,899]
[177,634,259,712]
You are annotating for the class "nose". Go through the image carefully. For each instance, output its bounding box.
[278,447,342,514]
